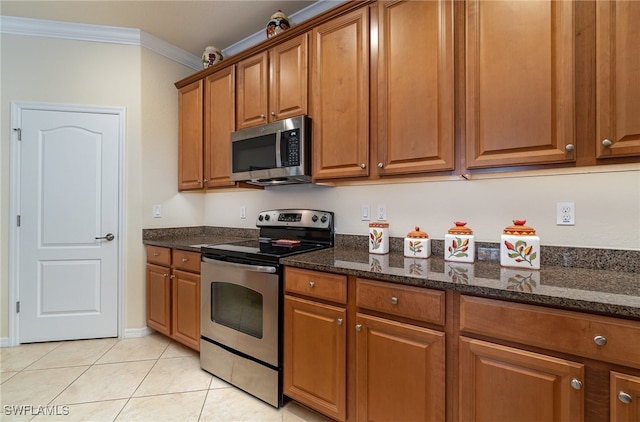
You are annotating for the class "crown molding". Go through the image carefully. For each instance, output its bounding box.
[0,15,202,70]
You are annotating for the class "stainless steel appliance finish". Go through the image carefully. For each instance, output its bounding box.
[200,209,334,408]
[230,115,311,186]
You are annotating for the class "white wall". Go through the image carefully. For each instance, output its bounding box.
[203,166,640,250]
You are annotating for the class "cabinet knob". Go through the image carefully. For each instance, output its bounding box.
[378,162,383,168]
[593,335,607,346]
[153,252,159,256]
[391,296,398,305]
[618,391,633,404]
[570,378,583,390]
[602,138,613,147]
[260,114,266,119]
[182,258,188,263]
[203,178,209,183]
[163,273,169,277]
[337,318,343,326]
[271,111,276,117]
[360,163,366,169]
[565,144,575,152]
[355,324,362,332]
[309,281,315,288]
[170,274,175,279]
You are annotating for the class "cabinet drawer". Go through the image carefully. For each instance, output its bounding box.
[356,278,445,325]
[172,249,201,273]
[460,295,640,368]
[285,267,347,304]
[146,246,171,266]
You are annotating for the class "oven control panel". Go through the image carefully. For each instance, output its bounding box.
[257,209,333,229]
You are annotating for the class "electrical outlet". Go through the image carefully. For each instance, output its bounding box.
[377,204,387,221]
[361,204,371,221]
[240,206,246,219]
[153,204,162,218]
[556,202,575,225]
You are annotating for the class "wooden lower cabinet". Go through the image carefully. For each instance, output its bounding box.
[459,337,584,422]
[145,246,201,351]
[284,295,347,421]
[355,313,445,421]
[611,371,640,421]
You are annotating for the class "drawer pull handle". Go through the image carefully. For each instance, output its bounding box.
[355,324,362,332]
[593,335,607,346]
[618,391,632,404]
[570,378,583,390]
[602,138,613,147]
[309,281,315,288]
[337,318,343,326]
[391,297,398,305]
[182,258,188,262]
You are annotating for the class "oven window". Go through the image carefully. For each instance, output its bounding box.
[211,282,263,339]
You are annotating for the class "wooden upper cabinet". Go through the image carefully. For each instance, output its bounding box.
[373,0,454,176]
[312,7,370,180]
[204,66,236,188]
[596,0,640,159]
[465,0,576,169]
[178,80,204,190]
[236,34,308,129]
[270,34,309,122]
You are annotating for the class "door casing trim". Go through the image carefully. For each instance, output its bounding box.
[8,101,126,346]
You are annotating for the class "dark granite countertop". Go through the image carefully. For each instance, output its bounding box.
[280,247,640,320]
[142,226,258,252]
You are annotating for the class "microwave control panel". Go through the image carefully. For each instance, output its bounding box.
[281,129,300,167]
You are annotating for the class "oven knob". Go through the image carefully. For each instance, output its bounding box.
[264,214,270,221]
[321,215,328,223]
[258,215,264,222]
[312,215,318,222]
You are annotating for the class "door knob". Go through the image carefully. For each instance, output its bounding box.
[95,233,115,241]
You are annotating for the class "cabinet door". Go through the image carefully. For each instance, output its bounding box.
[355,313,445,422]
[171,269,200,351]
[465,0,575,168]
[460,337,584,422]
[237,51,269,129]
[374,0,454,176]
[284,295,346,422]
[596,0,640,159]
[311,7,369,180]
[178,80,204,190]
[204,66,236,188]
[146,263,171,336]
[611,371,640,422]
[270,34,308,121]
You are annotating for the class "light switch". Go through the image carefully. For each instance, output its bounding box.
[153,204,162,218]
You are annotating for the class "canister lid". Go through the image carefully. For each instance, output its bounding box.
[448,221,473,235]
[369,222,389,228]
[503,220,536,235]
[406,226,428,239]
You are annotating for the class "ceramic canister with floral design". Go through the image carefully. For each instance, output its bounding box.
[500,220,540,270]
[202,46,223,69]
[404,226,430,258]
[266,10,290,39]
[444,222,474,263]
[369,222,389,254]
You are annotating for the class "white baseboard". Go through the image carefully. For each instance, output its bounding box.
[123,327,155,338]
[0,337,9,348]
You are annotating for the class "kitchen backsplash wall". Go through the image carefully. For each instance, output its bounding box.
[197,167,639,251]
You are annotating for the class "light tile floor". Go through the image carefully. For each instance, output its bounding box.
[0,334,332,422]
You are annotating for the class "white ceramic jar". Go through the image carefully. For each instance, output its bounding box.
[369,222,389,254]
[500,220,541,269]
[444,222,474,263]
[403,226,430,258]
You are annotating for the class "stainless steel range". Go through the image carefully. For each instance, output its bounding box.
[200,209,334,408]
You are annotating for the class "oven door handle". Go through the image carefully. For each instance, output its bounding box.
[202,257,277,273]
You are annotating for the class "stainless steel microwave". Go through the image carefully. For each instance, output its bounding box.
[230,116,311,186]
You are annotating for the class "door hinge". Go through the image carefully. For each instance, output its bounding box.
[16,301,20,313]
[17,215,21,227]
[13,128,22,141]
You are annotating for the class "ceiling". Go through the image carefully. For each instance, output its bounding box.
[0,1,318,57]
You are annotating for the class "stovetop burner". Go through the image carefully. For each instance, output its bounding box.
[201,209,334,265]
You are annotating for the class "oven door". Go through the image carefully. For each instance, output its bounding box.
[201,257,280,367]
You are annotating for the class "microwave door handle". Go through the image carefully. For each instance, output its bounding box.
[202,257,277,273]
[275,130,282,167]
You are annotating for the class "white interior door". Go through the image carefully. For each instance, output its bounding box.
[17,107,120,343]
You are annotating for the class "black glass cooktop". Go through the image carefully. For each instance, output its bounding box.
[201,239,327,264]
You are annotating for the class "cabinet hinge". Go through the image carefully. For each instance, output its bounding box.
[17,215,21,227]
[16,301,20,313]
[13,128,22,141]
